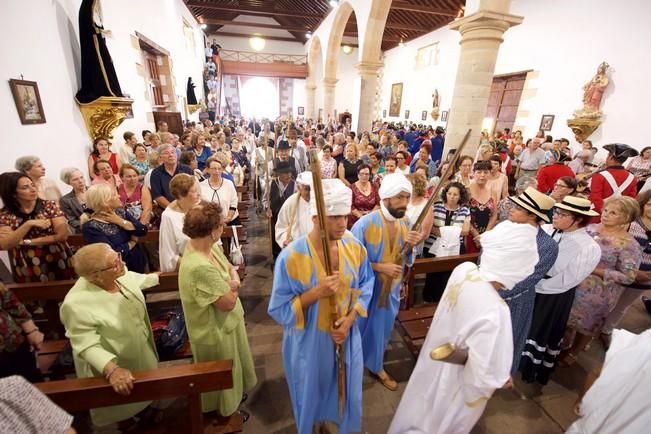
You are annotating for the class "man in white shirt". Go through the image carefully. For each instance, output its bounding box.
[274,172,312,249]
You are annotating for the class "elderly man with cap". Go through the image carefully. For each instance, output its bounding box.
[520,196,600,385]
[268,178,374,434]
[274,171,313,249]
[500,187,559,375]
[270,140,301,179]
[589,143,638,219]
[265,161,296,259]
[351,173,422,390]
[389,221,539,434]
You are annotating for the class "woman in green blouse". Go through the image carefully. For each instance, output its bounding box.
[179,202,256,420]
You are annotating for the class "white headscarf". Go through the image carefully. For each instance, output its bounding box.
[297,171,312,186]
[379,173,412,199]
[478,221,539,289]
[309,178,352,216]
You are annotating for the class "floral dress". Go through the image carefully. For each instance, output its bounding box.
[568,224,642,336]
[320,158,337,179]
[465,196,495,253]
[348,182,380,229]
[0,200,75,283]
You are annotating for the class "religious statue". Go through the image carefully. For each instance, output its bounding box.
[581,61,610,114]
[75,0,124,104]
[430,89,440,121]
[567,61,611,143]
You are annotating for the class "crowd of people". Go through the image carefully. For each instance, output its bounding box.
[1,114,650,433]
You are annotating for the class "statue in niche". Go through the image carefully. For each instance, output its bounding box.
[577,61,610,118]
[75,0,124,103]
[430,89,440,121]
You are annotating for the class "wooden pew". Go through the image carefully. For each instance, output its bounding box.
[36,360,242,434]
[397,253,479,355]
[66,228,248,249]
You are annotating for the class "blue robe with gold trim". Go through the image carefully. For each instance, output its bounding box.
[351,210,412,374]
[268,232,374,434]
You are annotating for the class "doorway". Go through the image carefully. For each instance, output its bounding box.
[486,71,527,134]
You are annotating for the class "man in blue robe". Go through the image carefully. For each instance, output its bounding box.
[269,179,374,434]
[351,173,421,391]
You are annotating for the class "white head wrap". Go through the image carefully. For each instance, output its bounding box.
[297,171,312,186]
[309,178,352,216]
[379,173,413,200]
[477,221,539,289]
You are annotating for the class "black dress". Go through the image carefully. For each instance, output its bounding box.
[270,179,296,258]
[342,159,362,184]
[75,0,124,103]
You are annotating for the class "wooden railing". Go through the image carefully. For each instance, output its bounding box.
[220,49,307,64]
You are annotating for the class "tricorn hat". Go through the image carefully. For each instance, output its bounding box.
[509,187,556,223]
[603,143,638,160]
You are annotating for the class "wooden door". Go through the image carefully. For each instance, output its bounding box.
[486,73,527,134]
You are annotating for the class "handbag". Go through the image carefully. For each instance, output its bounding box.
[151,307,188,359]
[229,225,244,265]
[428,226,462,257]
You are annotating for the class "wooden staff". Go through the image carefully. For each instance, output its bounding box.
[309,149,346,418]
[399,129,472,257]
[263,129,273,256]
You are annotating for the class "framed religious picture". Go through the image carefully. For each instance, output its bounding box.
[9,79,46,124]
[382,109,387,118]
[421,110,427,121]
[404,110,410,119]
[389,82,403,117]
[297,106,304,115]
[441,110,449,122]
[540,114,555,131]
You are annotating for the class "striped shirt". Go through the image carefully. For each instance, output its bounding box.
[628,219,651,290]
[423,202,470,252]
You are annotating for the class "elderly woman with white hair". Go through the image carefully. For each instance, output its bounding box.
[59,167,88,233]
[82,184,148,273]
[15,155,62,202]
[390,220,539,434]
[60,243,160,429]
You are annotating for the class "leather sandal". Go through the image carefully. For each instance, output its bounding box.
[377,369,398,391]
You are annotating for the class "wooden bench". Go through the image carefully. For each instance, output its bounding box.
[36,360,242,434]
[397,253,479,355]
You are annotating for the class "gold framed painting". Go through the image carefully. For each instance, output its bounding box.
[9,79,46,124]
[389,82,403,117]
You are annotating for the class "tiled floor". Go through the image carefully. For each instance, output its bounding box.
[238,210,651,434]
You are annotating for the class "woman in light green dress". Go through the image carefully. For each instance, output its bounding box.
[60,242,160,428]
[179,201,257,419]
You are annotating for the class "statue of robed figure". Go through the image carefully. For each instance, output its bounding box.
[75,0,124,104]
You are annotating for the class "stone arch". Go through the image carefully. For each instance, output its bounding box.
[323,1,357,117]
[359,0,391,65]
[306,36,323,119]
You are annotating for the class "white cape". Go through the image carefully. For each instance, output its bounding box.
[389,262,513,434]
[566,328,651,434]
[274,193,312,248]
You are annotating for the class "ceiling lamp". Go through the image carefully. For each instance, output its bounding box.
[249,35,266,51]
[200,23,207,30]
[398,38,405,48]
[306,32,312,39]
[329,0,338,8]
[342,45,353,55]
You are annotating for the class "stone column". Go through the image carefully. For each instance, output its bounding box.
[305,83,317,119]
[322,77,338,121]
[444,8,523,155]
[353,61,383,134]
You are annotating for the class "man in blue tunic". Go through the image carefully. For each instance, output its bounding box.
[351,173,421,391]
[269,178,374,434]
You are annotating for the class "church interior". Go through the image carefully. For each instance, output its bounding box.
[1,0,650,433]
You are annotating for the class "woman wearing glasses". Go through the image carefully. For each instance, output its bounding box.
[199,156,240,226]
[520,196,601,384]
[60,243,160,429]
[560,196,642,366]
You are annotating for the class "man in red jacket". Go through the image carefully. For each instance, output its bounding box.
[589,143,638,220]
[537,151,574,193]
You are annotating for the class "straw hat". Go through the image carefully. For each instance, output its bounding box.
[509,187,556,223]
[554,196,599,216]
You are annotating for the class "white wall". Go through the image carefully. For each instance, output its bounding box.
[334,48,359,116]
[0,0,205,189]
[376,0,651,150]
[293,79,306,118]
[210,35,307,55]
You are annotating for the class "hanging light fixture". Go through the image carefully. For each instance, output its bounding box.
[342,45,353,55]
[329,0,339,8]
[200,23,207,30]
[249,34,266,51]
[306,32,312,39]
[398,38,405,48]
